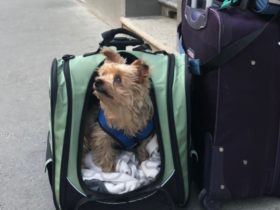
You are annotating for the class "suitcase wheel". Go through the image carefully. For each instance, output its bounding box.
[198,189,221,210]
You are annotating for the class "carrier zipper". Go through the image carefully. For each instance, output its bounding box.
[60,59,73,209]
[50,58,60,210]
[76,60,165,201]
[166,54,186,205]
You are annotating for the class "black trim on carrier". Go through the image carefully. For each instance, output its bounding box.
[46,132,53,188]
[184,54,192,206]
[60,59,73,209]
[76,53,166,204]
[46,132,52,161]
[50,58,60,210]
[166,54,186,206]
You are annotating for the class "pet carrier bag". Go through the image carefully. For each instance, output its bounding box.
[45,28,195,210]
[178,0,280,209]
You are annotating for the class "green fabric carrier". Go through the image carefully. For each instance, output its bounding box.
[45,29,193,210]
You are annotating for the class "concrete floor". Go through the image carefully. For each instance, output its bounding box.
[0,0,279,209]
[0,0,110,209]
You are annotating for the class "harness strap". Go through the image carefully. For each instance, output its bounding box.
[98,110,154,150]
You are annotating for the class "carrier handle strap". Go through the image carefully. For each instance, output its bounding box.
[178,9,280,75]
[133,43,153,52]
[99,28,144,50]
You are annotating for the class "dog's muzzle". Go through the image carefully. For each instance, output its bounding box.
[94,79,113,98]
[94,79,103,88]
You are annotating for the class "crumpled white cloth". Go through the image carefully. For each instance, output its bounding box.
[82,134,161,194]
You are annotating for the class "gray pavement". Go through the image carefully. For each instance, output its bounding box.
[0,0,279,209]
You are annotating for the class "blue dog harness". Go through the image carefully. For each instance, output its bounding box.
[98,110,154,150]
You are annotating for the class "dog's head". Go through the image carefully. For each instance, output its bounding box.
[93,48,151,107]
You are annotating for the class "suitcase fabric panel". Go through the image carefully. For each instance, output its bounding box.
[215,12,280,198]
[181,0,280,200]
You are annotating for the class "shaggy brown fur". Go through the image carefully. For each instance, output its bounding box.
[83,48,154,172]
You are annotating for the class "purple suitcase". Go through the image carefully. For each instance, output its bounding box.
[180,1,280,209]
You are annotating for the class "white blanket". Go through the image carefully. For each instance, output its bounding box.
[82,134,161,194]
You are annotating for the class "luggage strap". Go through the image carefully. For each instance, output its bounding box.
[178,9,280,75]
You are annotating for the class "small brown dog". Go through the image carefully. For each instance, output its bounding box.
[83,48,154,172]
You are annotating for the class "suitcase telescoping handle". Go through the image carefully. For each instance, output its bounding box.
[185,0,213,30]
[99,28,144,50]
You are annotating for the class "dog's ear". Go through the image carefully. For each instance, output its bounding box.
[101,48,126,64]
[131,59,150,83]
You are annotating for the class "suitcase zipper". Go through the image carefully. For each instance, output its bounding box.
[50,58,60,210]
[76,61,165,201]
[60,58,73,209]
[166,54,186,206]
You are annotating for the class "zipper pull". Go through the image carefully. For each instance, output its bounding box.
[62,54,75,61]
[155,185,161,190]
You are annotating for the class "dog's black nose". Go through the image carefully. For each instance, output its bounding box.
[94,79,103,87]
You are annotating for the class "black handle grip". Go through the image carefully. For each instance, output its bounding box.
[99,28,144,50]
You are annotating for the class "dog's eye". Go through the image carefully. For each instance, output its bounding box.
[114,77,121,83]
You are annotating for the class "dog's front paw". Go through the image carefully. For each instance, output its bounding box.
[137,141,150,164]
[138,151,149,164]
